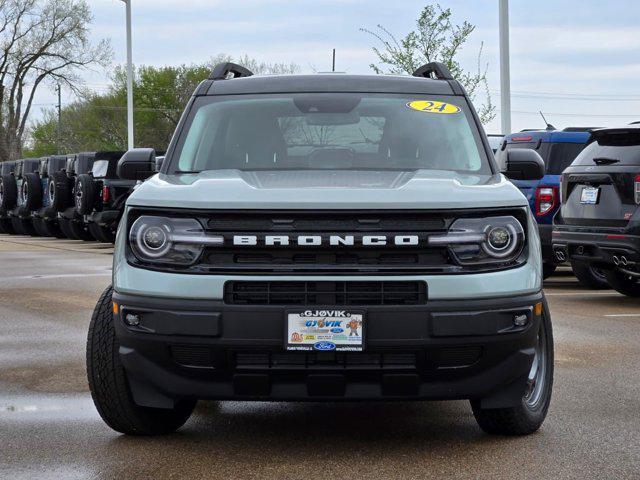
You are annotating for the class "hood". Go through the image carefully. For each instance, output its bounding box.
[127,169,528,210]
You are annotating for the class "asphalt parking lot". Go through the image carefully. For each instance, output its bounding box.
[0,234,639,480]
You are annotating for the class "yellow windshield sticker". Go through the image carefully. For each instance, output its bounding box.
[407,100,461,114]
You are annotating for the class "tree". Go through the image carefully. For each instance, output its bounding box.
[361,4,495,124]
[25,56,301,155]
[0,0,111,161]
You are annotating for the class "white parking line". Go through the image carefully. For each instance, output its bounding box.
[604,313,640,317]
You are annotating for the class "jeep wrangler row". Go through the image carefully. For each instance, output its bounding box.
[0,152,161,242]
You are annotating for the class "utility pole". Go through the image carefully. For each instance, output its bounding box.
[120,0,134,150]
[332,49,336,72]
[499,0,512,135]
[56,84,62,155]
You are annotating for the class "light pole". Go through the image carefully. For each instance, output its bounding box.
[499,0,512,135]
[120,0,134,150]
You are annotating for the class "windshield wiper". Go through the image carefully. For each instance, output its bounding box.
[175,170,202,174]
[593,157,620,165]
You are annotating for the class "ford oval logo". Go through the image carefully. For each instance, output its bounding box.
[313,341,336,351]
[330,328,344,334]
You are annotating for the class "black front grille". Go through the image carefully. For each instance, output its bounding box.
[224,281,427,305]
[235,351,419,370]
[202,211,451,274]
[170,345,213,368]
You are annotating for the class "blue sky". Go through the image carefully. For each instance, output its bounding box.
[34,0,640,133]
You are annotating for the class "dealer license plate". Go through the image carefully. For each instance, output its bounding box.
[580,186,599,204]
[286,310,364,352]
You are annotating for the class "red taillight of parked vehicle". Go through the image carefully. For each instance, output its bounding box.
[102,186,110,203]
[634,174,640,204]
[536,186,558,216]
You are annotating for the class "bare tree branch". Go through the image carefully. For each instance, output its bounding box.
[0,0,112,160]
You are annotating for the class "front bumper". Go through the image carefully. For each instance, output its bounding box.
[552,228,640,269]
[112,290,543,408]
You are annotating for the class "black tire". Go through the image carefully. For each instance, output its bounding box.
[0,217,14,234]
[603,269,640,297]
[471,297,554,436]
[11,216,36,236]
[22,173,43,211]
[50,171,71,211]
[87,286,196,435]
[542,263,556,280]
[0,174,17,210]
[68,219,95,241]
[570,260,609,289]
[43,219,65,238]
[32,217,50,237]
[89,222,116,243]
[75,174,96,215]
[58,217,76,239]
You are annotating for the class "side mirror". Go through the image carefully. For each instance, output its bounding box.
[503,149,545,180]
[117,148,157,181]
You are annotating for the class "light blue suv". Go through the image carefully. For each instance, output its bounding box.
[86,62,554,437]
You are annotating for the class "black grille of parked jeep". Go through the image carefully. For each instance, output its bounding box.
[224,280,428,305]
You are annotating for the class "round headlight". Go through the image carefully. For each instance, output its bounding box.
[488,226,511,251]
[129,215,208,265]
[142,226,168,251]
[482,223,518,258]
[133,219,172,258]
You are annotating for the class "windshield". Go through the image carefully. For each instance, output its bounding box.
[171,93,490,174]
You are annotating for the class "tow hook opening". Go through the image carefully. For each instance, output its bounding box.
[553,245,567,262]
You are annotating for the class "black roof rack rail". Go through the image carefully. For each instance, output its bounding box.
[412,62,454,80]
[209,62,254,81]
[562,127,601,132]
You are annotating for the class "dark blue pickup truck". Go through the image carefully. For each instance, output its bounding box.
[496,128,608,287]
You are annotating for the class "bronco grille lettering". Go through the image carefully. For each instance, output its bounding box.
[232,234,424,247]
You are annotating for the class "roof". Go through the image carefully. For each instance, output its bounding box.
[591,124,640,136]
[504,129,590,144]
[206,73,456,96]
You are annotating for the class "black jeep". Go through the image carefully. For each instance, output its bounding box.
[52,152,96,241]
[0,161,17,234]
[73,151,127,243]
[8,158,41,235]
[554,125,640,296]
[28,155,68,238]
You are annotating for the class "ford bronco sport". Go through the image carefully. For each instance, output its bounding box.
[87,62,554,436]
[554,125,640,296]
